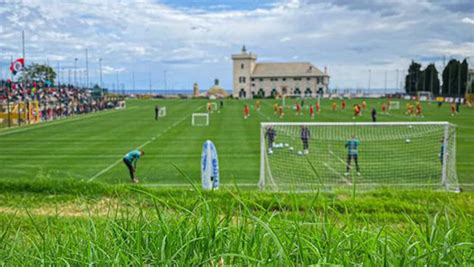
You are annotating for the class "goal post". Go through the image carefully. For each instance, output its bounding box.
[417,91,433,102]
[192,113,209,126]
[259,122,459,192]
[206,102,218,112]
[389,101,400,110]
[282,93,319,109]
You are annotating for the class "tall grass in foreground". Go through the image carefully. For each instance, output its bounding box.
[0,182,473,266]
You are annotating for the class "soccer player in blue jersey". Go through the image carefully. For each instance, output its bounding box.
[345,135,360,176]
[123,150,144,183]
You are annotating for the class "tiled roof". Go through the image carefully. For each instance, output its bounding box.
[251,63,327,78]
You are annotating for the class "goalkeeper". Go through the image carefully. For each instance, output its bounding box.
[265,126,276,154]
[123,149,144,183]
[345,135,360,176]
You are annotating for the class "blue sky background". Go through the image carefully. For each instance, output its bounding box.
[0,0,473,91]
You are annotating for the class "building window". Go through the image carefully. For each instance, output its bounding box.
[241,64,244,69]
[239,77,246,83]
[243,77,246,83]
[239,89,246,98]
[270,78,278,81]
[282,78,286,81]
[307,77,311,81]
[316,77,321,84]
[294,88,301,95]
[258,88,265,97]
[259,78,263,82]
[251,78,255,81]
[271,88,278,97]
[305,88,312,97]
[252,83,255,87]
[294,78,302,81]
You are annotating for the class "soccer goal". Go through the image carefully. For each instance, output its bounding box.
[389,101,400,110]
[259,122,459,192]
[282,94,319,109]
[192,113,209,126]
[207,102,218,112]
[417,91,433,102]
[158,107,167,117]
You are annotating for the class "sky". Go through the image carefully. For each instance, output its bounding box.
[0,0,473,91]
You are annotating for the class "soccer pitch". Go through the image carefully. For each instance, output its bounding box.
[0,98,473,190]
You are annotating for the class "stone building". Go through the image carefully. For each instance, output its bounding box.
[232,46,329,98]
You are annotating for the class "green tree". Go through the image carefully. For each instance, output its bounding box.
[441,59,468,96]
[19,63,56,85]
[460,59,468,96]
[420,64,440,96]
[405,61,422,94]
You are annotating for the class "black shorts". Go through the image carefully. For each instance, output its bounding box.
[348,154,358,160]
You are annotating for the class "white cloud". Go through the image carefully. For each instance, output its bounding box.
[425,40,474,57]
[461,17,474,24]
[0,0,472,90]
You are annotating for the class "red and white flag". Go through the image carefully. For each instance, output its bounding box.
[10,58,25,75]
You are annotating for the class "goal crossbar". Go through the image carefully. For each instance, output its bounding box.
[261,122,450,127]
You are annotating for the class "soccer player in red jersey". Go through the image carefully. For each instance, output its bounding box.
[296,103,302,115]
[244,104,250,119]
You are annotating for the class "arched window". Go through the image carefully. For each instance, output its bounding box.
[239,89,246,98]
[258,88,265,97]
[271,88,278,97]
[304,88,312,97]
[294,88,301,96]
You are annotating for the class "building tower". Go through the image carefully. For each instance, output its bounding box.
[193,82,200,97]
[232,45,257,99]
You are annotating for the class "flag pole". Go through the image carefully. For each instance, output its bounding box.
[22,30,25,61]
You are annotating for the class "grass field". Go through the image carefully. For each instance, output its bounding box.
[0,98,473,265]
[0,98,473,188]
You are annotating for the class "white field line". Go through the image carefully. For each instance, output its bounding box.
[87,105,202,182]
[141,183,257,187]
[323,162,352,185]
[0,108,134,137]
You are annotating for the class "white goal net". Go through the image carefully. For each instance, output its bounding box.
[207,102,218,112]
[259,122,459,192]
[158,107,167,117]
[282,94,319,110]
[389,101,400,110]
[192,113,209,126]
[417,91,433,102]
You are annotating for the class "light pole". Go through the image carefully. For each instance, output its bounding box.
[149,72,152,95]
[85,49,89,88]
[163,70,167,90]
[368,69,371,92]
[396,69,399,92]
[99,58,103,88]
[132,71,135,91]
[116,71,119,94]
[74,58,78,87]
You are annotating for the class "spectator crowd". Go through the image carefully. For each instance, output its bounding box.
[0,79,124,123]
